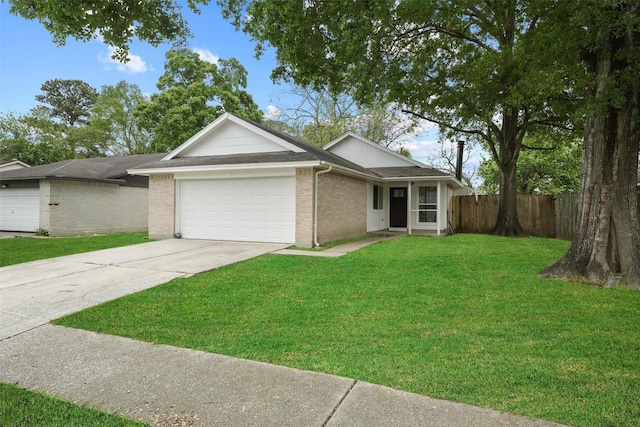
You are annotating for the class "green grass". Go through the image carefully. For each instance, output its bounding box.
[0,382,147,426]
[55,234,640,427]
[0,232,150,266]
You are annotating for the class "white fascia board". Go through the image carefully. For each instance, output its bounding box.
[381,175,464,188]
[1,159,31,168]
[322,131,358,150]
[129,160,321,176]
[163,113,305,161]
[324,131,427,168]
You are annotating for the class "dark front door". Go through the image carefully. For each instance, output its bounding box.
[389,187,408,227]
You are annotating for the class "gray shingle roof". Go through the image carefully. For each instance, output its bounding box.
[0,154,165,183]
[132,152,319,169]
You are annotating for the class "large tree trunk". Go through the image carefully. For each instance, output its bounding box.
[492,109,526,236]
[540,19,640,289]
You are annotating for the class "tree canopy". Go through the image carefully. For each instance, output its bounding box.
[7,0,200,61]
[91,81,152,156]
[35,79,98,126]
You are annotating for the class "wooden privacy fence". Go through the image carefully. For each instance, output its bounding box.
[451,193,640,239]
[452,194,555,237]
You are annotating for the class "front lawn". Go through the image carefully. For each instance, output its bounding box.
[0,232,150,266]
[55,234,640,427]
[0,382,147,426]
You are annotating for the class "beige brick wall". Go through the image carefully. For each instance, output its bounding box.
[295,168,315,247]
[40,179,149,236]
[38,180,52,232]
[148,173,176,239]
[316,171,367,244]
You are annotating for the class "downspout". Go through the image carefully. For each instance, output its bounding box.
[437,182,441,236]
[314,165,333,247]
[407,181,412,235]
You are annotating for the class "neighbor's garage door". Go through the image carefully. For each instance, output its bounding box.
[0,187,40,232]
[178,177,296,243]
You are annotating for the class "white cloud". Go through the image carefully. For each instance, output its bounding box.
[98,46,150,74]
[404,138,441,164]
[193,47,219,64]
[265,105,281,120]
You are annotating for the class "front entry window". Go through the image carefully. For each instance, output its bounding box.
[418,186,437,223]
[373,185,383,210]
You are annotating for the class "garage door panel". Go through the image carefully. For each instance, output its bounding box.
[179,177,295,243]
[0,188,40,232]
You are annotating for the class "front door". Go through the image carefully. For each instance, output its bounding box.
[389,187,407,228]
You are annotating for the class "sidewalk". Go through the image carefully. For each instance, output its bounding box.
[0,237,568,426]
[272,234,403,258]
[0,325,566,427]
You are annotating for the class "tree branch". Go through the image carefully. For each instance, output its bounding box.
[521,143,557,151]
[401,109,489,140]
[529,119,579,132]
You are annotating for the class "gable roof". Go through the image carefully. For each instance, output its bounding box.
[324,132,427,168]
[0,159,30,170]
[131,113,373,176]
[164,113,306,159]
[0,154,165,183]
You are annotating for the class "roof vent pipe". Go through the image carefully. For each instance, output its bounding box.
[455,140,465,182]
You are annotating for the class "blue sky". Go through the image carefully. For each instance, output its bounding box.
[0,1,483,175]
[0,1,281,115]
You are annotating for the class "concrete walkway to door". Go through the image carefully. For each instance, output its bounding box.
[0,239,288,340]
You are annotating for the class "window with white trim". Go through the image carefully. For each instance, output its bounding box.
[418,186,437,222]
[373,185,383,210]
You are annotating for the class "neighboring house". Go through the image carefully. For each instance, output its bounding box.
[0,159,30,171]
[129,113,464,247]
[0,154,164,236]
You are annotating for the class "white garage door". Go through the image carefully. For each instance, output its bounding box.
[0,187,40,232]
[179,177,296,243]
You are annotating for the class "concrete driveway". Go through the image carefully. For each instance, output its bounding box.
[0,239,287,340]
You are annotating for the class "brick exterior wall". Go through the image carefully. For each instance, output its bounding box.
[295,168,315,247]
[316,171,367,244]
[39,179,149,236]
[148,173,176,239]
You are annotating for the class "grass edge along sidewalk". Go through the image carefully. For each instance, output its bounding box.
[56,234,640,427]
[0,232,150,267]
[0,382,148,427]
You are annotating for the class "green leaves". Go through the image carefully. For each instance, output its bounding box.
[35,79,98,127]
[8,0,205,61]
[91,81,152,155]
[479,135,582,195]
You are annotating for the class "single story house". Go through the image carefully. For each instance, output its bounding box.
[129,113,464,247]
[0,154,164,236]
